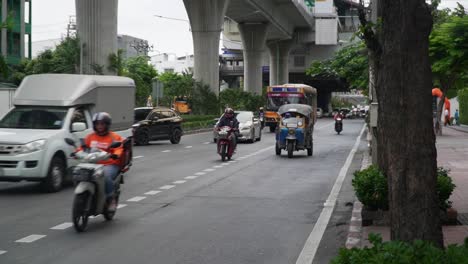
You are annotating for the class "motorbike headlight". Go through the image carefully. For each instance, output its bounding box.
[297,121,303,126]
[21,139,46,154]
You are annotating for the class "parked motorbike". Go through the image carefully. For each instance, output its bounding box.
[65,138,131,232]
[216,126,235,161]
[335,118,343,135]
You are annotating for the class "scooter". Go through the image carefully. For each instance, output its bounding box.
[216,126,235,162]
[335,118,343,135]
[65,138,130,232]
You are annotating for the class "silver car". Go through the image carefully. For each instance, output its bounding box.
[213,111,262,143]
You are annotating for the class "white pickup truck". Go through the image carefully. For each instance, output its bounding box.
[0,74,135,192]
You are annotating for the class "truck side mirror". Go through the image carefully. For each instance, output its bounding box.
[72,122,87,132]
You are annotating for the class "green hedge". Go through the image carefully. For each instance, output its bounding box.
[332,234,468,264]
[352,166,456,210]
[458,88,468,125]
[181,115,218,131]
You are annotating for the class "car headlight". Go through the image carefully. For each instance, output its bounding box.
[21,139,46,154]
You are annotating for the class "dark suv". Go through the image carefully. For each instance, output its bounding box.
[133,107,183,145]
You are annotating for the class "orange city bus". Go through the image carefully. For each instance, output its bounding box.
[265,84,317,132]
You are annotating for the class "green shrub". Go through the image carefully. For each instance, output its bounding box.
[219,88,264,112]
[352,165,388,210]
[437,167,456,209]
[332,234,468,264]
[352,166,456,210]
[459,88,468,125]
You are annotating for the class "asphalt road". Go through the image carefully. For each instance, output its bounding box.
[0,119,366,264]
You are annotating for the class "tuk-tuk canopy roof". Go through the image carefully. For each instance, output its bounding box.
[278,104,313,116]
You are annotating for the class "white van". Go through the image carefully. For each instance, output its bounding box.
[0,74,135,192]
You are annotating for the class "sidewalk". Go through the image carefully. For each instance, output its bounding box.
[348,128,468,248]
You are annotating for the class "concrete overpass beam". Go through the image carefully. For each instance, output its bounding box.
[184,0,230,96]
[238,23,268,94]
[76,0,118,75]
[267,39,293,86]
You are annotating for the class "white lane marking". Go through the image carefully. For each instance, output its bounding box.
[203,168,215,172]
[173,180,186,184]
[0,250,6,255]
[89,215,99,219]
[195,172,206,176]
[127,196,146,202]
[50,222,73,230]
[134,156,144,159]
[229,161,237,163]
[117,204,127,209]
[203,142,211,145]
[162,150,171,153]
[15,235,46,243]
[213,165,223,168]
[295,125,366,264]
[160,185,175,190]
[185,146,193,149]
[185,176,199,180]
[145,190,161,195]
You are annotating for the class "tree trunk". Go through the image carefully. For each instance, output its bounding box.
[376,0,443,246]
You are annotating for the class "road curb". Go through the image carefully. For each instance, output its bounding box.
[448,126,468,134]
[345,143,371,249]
[183,127,213,135]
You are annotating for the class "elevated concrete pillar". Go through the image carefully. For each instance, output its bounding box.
[184,0,229,96]
[1,0,7,57]
[75,0,118,75]
[267,39,293,86]
[238,23,268,94]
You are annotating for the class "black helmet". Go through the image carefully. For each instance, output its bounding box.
[92,112,112,135]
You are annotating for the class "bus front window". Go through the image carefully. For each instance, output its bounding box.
[267,96,305,111]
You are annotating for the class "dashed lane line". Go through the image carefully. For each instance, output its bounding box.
[195,172,206,176]
[117,204,127,209]
[15,235,46,243]
[133,156,144,159]
[144,190,161,195]
[162,150,171,153]
[173,180,186,184]
[127,196,146,202]
[185,176,199,180]
[203,168,215,172]
[0,250,6,255]
[50,222,73,230]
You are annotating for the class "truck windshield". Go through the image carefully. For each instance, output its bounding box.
[0,107,68,129]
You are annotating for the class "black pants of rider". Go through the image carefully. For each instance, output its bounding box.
[231,132,238,151]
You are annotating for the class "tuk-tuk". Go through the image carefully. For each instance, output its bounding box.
[275,104,315,158]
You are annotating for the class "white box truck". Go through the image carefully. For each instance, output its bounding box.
[0,74,135,192]
[0,84,16,118]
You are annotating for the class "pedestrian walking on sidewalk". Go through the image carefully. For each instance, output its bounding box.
[455,109,460,126]
[444,109,450,126]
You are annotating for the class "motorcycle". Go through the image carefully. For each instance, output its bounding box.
[216,126,235,162]
[65,138,131,232]
[259,112,265,130]
[335,118,343,135]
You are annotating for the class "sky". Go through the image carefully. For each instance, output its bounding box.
[32,0,468,57]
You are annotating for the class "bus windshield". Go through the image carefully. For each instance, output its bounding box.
[267,95,306,111]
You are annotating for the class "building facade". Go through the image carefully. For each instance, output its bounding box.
[151,53,194,74]
[0,0,32,64]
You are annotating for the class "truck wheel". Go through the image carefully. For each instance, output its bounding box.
[170,128,182,144]
[135,129,150,146]
[41,155,65,193]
